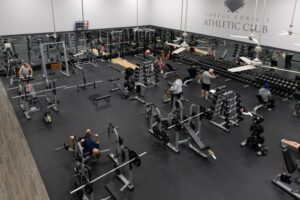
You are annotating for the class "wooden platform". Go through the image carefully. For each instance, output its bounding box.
[112,58,137,69]
[0,80,50,200]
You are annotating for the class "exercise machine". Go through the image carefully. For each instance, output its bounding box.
[273,142,300,199]
[146,100,216,159]
[55,124,147,200]
[40,41,70,80]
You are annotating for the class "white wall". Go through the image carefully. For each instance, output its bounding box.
[0,0,53,35]
[150,0,300,52]
[52,0,82,32]
[150,0,183,30]
[84,0,150,29]
[1,0,299,52]
[0,0,150,35]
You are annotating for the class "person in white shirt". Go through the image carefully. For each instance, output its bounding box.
[4,41,12,51]
[169,75,183,108]
[201,68,215,99]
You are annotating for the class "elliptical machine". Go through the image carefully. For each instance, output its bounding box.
[240,114,268,156]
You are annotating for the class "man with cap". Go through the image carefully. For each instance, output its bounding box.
[259,82,275,110]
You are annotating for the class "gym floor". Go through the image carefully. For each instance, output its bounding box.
[2,56,299,200]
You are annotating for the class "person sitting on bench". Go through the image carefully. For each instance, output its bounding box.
[18,63,33,80]
[258,82,275,110]
[67,129,101,159]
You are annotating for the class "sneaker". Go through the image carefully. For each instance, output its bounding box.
[240,140,247,147]
[257,151,262,156]
[205,96,208,100]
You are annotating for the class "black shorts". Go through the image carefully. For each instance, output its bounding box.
[202,83,210,91]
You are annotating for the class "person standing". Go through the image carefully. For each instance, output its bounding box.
[270,50,280,67]
[201,68,215,99]
[169,75,183,110]
[285,52,293,68]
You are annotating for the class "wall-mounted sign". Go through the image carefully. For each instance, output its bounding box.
[224,0,245,13]
[75,21,89,30]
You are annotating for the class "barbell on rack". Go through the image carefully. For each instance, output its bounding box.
[167,109,212,130]
[70,151,147,194]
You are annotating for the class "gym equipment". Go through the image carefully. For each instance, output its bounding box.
[109,78,129,98]
[177,51,299,98]
[162,63,177,79]
[134,60,159,87]
[71,151,147,196]
[44,80,59,112]
[183,67,201,87]
[240,113,268,156]
[5,59,23,85]
[12,79,64,121]
[57,135,108,200]
[146,100,216,159]
[40,41,70,80]
[55,124,146,200]
[294,102,300,117]
[107,30,131,59]
[88,94,111,107]
[210,89,242,132]
[133,28,156,60]
[18,83,40,120]
[273,143,300,199]
[111,57,137,69]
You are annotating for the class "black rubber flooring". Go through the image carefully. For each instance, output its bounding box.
[2,57,300,200]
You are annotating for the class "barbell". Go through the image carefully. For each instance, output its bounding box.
[70,151,147,194]
[167,111,207,130]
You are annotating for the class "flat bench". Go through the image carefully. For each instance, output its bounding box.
[105,182,128,200]
[94,95,111,104]
[89,94,111,106]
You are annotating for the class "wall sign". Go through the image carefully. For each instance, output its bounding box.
[224,0,245,13]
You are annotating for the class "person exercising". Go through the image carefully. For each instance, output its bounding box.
[66,129,101,159]
[201,68,215,99]
[258,82,275,110]
[154,56,165,74]
[18,63,33,80]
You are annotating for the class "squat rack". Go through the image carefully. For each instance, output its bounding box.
[40,41,70,81]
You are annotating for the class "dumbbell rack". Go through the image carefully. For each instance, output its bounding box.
[210,90,241,132]
[254,74,298,98]
[178,52,299,98]
[134,61,159,87]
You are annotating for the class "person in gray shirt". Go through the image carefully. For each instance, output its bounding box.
[258,82,275,109]
[201,68,215,99]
